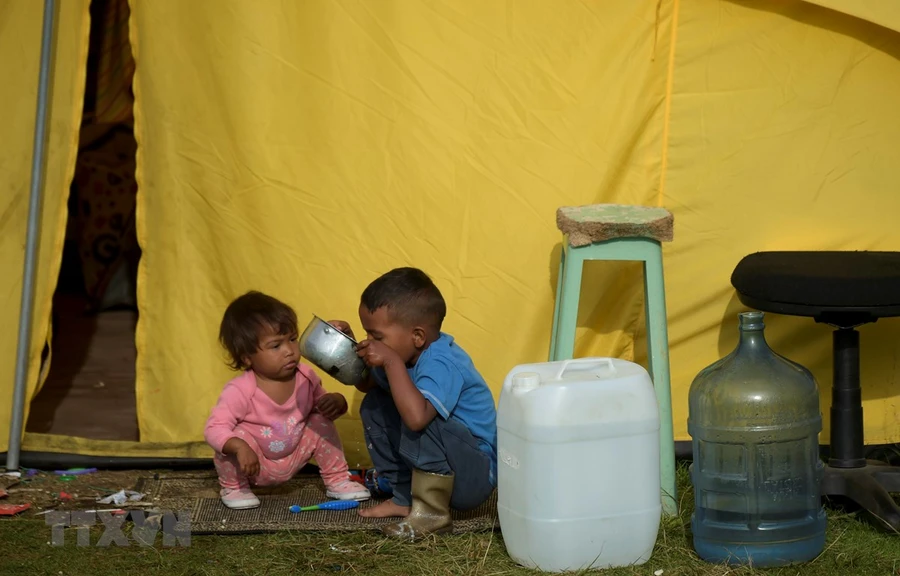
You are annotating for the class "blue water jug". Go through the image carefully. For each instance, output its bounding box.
[688,311,826,567]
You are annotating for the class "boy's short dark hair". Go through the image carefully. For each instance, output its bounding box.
[361,267,446,330]
[219,291,298,370]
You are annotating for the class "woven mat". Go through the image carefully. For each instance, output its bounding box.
[135,472,498,535]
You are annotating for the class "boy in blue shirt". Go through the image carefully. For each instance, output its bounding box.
[329,267,497,540]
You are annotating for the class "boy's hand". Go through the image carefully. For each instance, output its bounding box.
[315,393,348,420]
[327,319,355,340]
[357,339,401,368]
[236,444,260,478]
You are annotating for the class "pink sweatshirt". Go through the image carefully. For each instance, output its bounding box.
[204,363,329,461]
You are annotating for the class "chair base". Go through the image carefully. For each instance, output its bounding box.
[820,326,900,533]
[823,461,900,533]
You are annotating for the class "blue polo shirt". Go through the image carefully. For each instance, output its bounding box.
[372,333,498,484]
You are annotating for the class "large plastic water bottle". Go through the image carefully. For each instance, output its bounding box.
[497,358,661,572]
[688,311,826,567]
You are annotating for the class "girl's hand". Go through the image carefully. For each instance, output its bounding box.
[356,339,401,368]
[236,444,260,477]
[316,393,348,420]
[327,320,355,340]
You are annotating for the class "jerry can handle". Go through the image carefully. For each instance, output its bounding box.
[553,358,616,380]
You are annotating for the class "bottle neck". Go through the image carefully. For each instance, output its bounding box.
[738,326,769,351]
[737,313,769,352]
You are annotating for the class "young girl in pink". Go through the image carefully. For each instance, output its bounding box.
[204,291,370,509]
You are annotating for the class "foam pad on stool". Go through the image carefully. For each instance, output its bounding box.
[556,204,674,247]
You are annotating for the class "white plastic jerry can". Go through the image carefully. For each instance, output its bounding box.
[497,358,662,572]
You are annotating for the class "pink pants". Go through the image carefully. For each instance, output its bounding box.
[214,413,350,490]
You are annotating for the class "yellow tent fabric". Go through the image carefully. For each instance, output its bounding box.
[117,0,673,467]
[806,0,900,34]
[663,0,900,444]
[6,0,900,460]
[0,0,91,454]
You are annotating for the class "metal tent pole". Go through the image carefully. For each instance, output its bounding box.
[6,0,57,472]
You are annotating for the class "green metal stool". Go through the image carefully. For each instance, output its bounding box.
[549,204,677,516]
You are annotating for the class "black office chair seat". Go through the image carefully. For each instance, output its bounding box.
[732,250,900,532]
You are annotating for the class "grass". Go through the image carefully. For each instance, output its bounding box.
[2,464,899,576]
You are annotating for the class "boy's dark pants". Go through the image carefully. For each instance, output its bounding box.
[360,387,494,510]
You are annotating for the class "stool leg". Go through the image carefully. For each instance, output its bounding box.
[552,244,583,361]
[643,241,677,516]
[548,242,566,361]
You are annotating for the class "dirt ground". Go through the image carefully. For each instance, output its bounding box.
[2,468,163,515]
[1,466,322,515]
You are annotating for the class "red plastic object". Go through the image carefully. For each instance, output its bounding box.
[0,503,30,516]
[348,468,367,484]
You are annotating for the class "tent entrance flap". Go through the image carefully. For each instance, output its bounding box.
[23,0,141,449]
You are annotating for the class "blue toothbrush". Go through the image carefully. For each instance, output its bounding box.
[289,500,359,513]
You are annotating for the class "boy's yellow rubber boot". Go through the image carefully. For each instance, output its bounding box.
[382,469,454,540]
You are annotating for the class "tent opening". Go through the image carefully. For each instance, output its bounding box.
[25,0,139,443]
